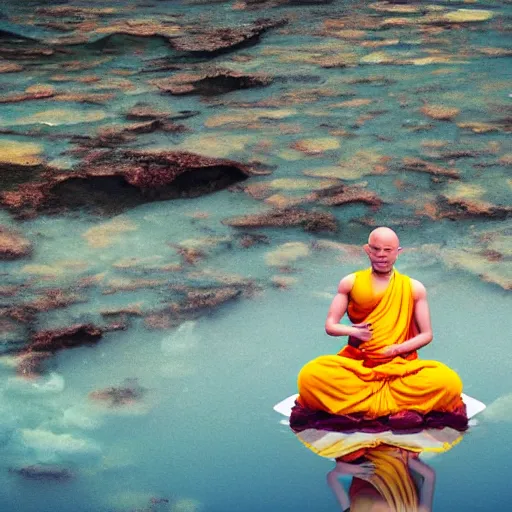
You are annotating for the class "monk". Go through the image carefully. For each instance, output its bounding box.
[291,227,467,431]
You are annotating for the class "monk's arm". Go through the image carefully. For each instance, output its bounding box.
[325,274,363,338]
[408,457,436,512]
[395,280,433,355]
[326,469,350,511]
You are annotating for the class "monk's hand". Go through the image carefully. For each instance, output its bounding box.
[349,461,375,479]
[378,344,401,358]
[350,322,373,342]
[335,461,375,479]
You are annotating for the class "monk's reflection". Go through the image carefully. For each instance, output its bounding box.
[327,445,435,512]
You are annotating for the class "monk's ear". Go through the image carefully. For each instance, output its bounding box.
[363,243,371,256]
[397,246,403,254]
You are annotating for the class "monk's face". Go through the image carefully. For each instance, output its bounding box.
[364,230,401,274]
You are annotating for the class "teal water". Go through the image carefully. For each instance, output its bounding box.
[0,1,511,511]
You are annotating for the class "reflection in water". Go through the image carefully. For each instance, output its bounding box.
[327,446,436,512]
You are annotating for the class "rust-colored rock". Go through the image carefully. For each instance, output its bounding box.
[26,324,103,353]
[151,68,271,96]
[170,18,287,55]
[1,150,267,217]
[0,227,32,260]
[0,61,23,73]
[312,184,383,208]
[0,85,55,104]
[401,157,460,179]
[0,46,55,61]
[28,289,86,312]
[16,352,51,378]
[436,196,512,220]
[89,378,145,407]
[420,104,460,121]
[236,232,271,248]
[223,208,338,233]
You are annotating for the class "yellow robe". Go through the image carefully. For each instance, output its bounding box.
[297,268,464,418]
[349,447,419,512]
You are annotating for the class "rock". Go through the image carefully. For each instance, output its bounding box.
[290,137,340,155]
[89,378,145,407]
[441,228,511,290]
[102,278,168,295]
[83,218,138,248]
[223,208,338,233]
[1,150,265,217]
[26,324,103,353]
[442,9,494,23]
[265,241,310,267]
[400,157,459,179]
[0,139,44,167]
[271,275,299,288]
[27,289,86,312]
[236,232,270,248]
[420,104,460,121]
[456,121,505,134]
[11,464,74,481]
[151,68,271,96]
[304,150,389,181]
[170,18,287,55]
[0,61,23,73]
[0,227,32,260]
[436,196,512,220]
[312,184,383,208]
[13,108,107,126]
[171,286,244,312]
[16,352,52,378]
[91,19,183,40]
[0,84,55,104]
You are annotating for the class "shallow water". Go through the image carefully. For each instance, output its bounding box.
[0,0,511,511]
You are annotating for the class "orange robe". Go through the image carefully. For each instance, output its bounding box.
[297,268,464,418]
[349,447,419,512]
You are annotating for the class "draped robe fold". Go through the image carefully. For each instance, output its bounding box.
[348,447,419,512]
[296,268,465,421]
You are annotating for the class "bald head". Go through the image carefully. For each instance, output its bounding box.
[368,227,400,249]
[364,227,402,275]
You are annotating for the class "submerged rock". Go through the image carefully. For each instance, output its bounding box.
[89,378,146,408]
[265,241,310,267]
[11,464,74,481]
[170,18,287,55]
[223,207,338,233]
[145,281,257,328]
[420,104,460,121]
[0,84,55,104]
[441,227,511,290]
[151,68,272,96]
[1,150,265,217]
[313,184,383,208]
[436,196,512,220]
[0,139,44,168]
[27,324,103,353]
[0,227,32,260]
[400,157,460,179]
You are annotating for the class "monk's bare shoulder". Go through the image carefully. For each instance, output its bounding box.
[338,273,356,295]
[410,278,427,301]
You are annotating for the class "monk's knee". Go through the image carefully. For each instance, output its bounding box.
[297,355,334,392]
[297,359,321,393]
[439,364,463,398]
